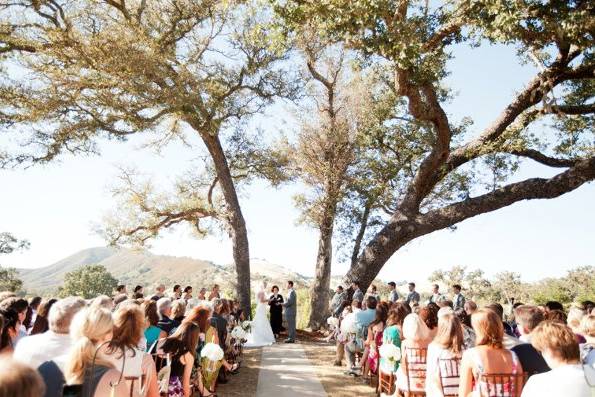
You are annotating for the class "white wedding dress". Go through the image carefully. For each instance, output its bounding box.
[245,289,276,347]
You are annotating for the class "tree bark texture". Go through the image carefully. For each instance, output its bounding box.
[201,131,251,317]
[308,214,335,330]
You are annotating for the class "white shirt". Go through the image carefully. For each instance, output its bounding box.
[14,330,72,369]
[521,364,595,397]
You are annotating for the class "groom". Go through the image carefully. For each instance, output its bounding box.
[282,280,296,343]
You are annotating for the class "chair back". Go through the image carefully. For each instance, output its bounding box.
[402,346,427,397]
[437,357,461,397]
[378,370,396,395]
[478,372,527,397]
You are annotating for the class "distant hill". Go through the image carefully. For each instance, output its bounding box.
[17,247,310,296]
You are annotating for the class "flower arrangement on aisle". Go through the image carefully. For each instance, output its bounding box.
[327,316,339,328]
[231,325,247,341]
[200,342,224,390]
[241,320,252,333]
[379,343,401,373]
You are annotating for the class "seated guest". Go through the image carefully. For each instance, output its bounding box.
[396,313,432,393]
[142,300,167,352]
[464,300,478,316]
[0,358,46,397]
[380,303,409,373]
[103,303,159,397]
[567,306,587,343]
[0,307,19,354]
[112,294,128,309]
[426,313,464,397]
[420,303,440,339]
[161,321,215,397]
[362,303,388,380]
[62,307,129,397]
[485,303,515,336]
[355,296,378,335]
[522,321,595,397]
[0,297,29,342]
[459,308,524,397]
[209,299,228,351]
[171,299,187,329]
[335,299,361,367]
[455,308,476,349]
[28,296,42,331]
[546,309,567,324]
[14,297,86,369]
[90,295,113,310]
[580,314,594,366]
[29,298,58,335]
[545,301,564,313]
[511,305,550,377]
[344,296,376,374]
[156,297,175,334]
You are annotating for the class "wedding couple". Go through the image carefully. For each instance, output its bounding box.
[245,280,297,346]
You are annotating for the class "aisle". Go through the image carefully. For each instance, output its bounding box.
[255,343,327,397]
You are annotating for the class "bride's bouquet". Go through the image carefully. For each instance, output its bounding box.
[200,342,224,390]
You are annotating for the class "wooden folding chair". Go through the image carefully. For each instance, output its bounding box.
[478,372,528,397]
[123,375,147,397]
[377,369,396,396]
[398,347,428,397]
[437,357,461,397]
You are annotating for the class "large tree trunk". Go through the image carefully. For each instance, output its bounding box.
[308,214,334,330]
[201,132,251,317]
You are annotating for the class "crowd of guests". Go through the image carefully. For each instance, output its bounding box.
[329,281,595,397]
[0,283,247,397]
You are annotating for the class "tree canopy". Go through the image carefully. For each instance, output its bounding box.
[59,264,118,299]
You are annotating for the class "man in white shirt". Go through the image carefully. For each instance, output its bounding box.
[14,297,86,369]
[429,284,445,304]
[521,321,595,397]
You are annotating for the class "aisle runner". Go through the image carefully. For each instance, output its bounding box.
[255,343,327,397]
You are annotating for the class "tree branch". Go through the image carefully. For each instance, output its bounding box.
[507,149,580,168]
[420,156,595,232]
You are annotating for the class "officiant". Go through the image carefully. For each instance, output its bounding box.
[269,285,284,338]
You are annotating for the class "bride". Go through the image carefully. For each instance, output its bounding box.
[245,281,276,347]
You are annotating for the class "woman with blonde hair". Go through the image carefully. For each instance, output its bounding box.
[426,313,464,397]
[103,303,159,397]
[567,306,586,343]
[64,307,129,397]
[396,312,432,394]
[459,308,524,397]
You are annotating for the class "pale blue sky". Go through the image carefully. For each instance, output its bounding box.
[1,42,593,284]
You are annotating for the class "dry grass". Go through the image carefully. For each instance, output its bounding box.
[215,347,262,397]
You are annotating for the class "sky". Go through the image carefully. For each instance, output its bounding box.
[1,42,593,285]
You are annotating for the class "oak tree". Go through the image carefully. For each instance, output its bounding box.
[277,0,595,294]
